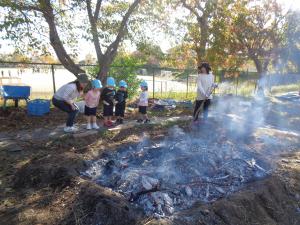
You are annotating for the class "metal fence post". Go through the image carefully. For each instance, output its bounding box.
[235,76,239,96]
[51,64,56,93]
[186,73,189,98]
[152,67,155,99]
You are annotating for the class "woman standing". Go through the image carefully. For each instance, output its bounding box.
[193,62,215,122]
[52,73,89,133]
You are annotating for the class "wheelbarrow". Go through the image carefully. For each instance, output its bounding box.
[0,85,31,109]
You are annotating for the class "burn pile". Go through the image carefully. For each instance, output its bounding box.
[82,125,270,218]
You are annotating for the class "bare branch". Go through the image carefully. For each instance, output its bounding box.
[40,0,84,75]
[86,0,103,63]
[180,0,202,21]
[94,0,102,20]
[106,0,142,58]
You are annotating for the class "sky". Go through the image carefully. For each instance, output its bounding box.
[0,0,299,60]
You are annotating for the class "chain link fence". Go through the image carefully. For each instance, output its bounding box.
[0,62,300,102]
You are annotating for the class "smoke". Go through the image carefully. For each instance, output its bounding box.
[82,90,300,218]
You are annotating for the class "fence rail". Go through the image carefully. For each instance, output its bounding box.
[0,61,299,101]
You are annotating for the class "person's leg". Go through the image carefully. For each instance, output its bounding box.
[108,105,114,124]
[86,116,92,129]
[137,106,143,122]
[142,107,149,123]
[193,100,202,121]
[52,98,71,113]
[203,99,211,120]
[103,104,109,126]
[92,115,100,129]
[115,104,121,123]
[53,98,78,127]
[66,109,79,127]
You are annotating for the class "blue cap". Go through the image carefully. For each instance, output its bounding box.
[106,77,116,87]
[140,80,148,87]
[119,80,127,88]
[92,79,102,89]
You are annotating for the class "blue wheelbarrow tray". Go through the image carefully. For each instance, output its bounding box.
[0,85,31,109]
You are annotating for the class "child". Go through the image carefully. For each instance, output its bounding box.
[52,73,89,133]
[115,80,128,124]
[85,79,102,130]
[137,80,150,123]
[193,62,215,122]
[100,77,116,127]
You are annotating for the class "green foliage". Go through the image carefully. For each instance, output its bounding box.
[87,53,143,98]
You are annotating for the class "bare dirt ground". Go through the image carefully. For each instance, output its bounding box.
[0,95,300,225]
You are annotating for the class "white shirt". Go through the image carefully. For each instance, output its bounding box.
[54,83,80,102]
[196,73,215,100]
[138,91,148,106]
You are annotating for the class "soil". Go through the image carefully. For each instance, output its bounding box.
[0,96,300,225]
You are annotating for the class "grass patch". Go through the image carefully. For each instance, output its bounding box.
[150,92,196,100]
[270,83,300,94]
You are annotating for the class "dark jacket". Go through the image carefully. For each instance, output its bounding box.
[100,87,116,105]
[115,90,128,104]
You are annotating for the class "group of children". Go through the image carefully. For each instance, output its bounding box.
[85,77,150,129]
[53,74,150,132]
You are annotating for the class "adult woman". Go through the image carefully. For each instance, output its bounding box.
[52,73,89,133]
[193,62,215,122]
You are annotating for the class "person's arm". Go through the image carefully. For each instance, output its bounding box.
[60,84,78,107]
[101,89,110,105]
[85,91,92,107]
[204,75,216,98]
[197,76,206,97]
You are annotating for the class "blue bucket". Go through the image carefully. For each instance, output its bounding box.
[27,99,50,116]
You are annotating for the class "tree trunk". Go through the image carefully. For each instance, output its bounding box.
[98,54,115,83]
[41,0,84,76]
[199,19,208,63]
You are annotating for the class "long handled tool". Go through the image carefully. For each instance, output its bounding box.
[193,83,218,121]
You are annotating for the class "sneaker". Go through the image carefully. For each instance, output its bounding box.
[144,119,150,124]
[64,126,78,133]
[92,123,100,129]
[137,119,143,123]
[86,123,92,130]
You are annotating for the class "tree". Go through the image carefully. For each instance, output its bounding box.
[282,10,300,72]
[0,0,142,81]
[165,0,244,70]
[163,43,197,69]
[230,0,286,76]
[178,0,219,64]
[133,41,165,66]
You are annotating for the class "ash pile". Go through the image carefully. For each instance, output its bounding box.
[82,126,270,218]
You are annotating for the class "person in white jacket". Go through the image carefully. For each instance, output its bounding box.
[193,62,215,121]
